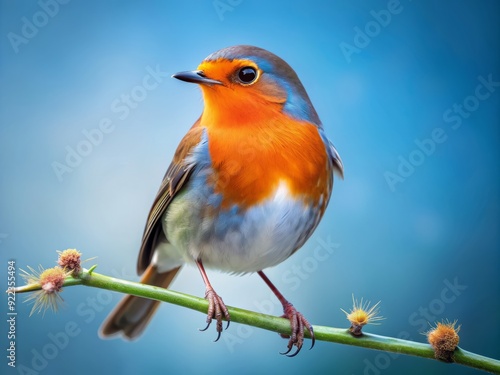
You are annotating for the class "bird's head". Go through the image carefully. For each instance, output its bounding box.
[172,45,321,127]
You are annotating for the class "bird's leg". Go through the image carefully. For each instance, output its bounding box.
[196,259,230,341]
[258,271,315,357]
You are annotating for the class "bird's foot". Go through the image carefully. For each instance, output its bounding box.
[279,302,315,357]
[199,287,230,342]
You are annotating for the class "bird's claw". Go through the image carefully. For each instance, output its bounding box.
[199,287,230,342]
[279,302,315,357]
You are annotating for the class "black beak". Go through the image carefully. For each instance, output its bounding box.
[172,70,222,85]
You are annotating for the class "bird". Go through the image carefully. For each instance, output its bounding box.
[100,45,343,356]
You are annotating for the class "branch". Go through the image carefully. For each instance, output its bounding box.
[12,266,500,374]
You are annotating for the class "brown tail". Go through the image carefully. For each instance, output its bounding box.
[99,264,181,340]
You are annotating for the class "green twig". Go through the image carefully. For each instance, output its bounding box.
[13,268,500,374]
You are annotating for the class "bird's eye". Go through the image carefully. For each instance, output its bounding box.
[237,67,258,84]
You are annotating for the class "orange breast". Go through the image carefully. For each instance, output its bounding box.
[205,113,330,210]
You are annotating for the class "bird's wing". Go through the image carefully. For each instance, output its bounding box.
[328,140,344,179]
[137,120,204,274]
[318,128,344,179]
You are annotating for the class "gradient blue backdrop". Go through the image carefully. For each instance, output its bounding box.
[1,1,499,374]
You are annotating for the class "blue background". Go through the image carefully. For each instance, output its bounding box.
[1,1,499,374]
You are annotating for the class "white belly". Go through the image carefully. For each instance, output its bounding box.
[160,182,318,274]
